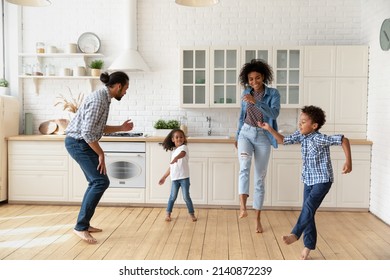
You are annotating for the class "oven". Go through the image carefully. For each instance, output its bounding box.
[100,141,146,188]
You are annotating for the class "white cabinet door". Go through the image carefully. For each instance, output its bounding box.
[335,46,368,77]
[182,157,208,205]
[304,46,336,77]
[146,142,172,203]
[271,146,303,207]
[208,157,239,205]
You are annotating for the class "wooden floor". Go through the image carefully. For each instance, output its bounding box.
[1,203,390,260]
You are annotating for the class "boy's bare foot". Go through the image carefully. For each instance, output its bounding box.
[190,214,197,222]
[73,229,97,244]
[165,214,171,222]
[88,226,102,232]
[301,247,311,260]
[282,234,298,245]
[255,219,263,233]
[239,209,248,218]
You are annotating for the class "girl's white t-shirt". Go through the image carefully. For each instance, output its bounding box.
[170,144,189,180]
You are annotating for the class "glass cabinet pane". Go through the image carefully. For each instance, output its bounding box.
[183,50,193,68]
[195,70,205,84]
[183,86,193,104]
[226,50,237,68]
[277,70,287,84]
[183,70,193,84]
[288,86,299,104]
[277,86,287,104]
[289,50,300,68]
[277,50,288,68]
[214,50,224,68]
[214,70,224,83]
[257,50,268,62]
[245,50,256,63]
[226,86,236,103]
[226,70,236,83]
[289,70,299,84]
[195,50,206,68]
[214,86,224,104]
[195,86,206,104]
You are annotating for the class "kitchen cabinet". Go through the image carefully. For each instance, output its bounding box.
[273,47,303,108]
[8,141,69,202]
[180,47,241,108]
[18,53,103,94]
[303,46,368,138]
[241,47,273,65]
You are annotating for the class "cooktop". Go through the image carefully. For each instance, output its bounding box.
[103,132,144,137]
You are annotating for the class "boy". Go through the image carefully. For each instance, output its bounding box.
[258,105,352,259]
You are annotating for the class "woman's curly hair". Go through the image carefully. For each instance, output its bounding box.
[301,105,326,131]
[161,128,187,151]
[238,59,274,86]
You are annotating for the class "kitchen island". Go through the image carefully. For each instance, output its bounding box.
[7,135,372,210]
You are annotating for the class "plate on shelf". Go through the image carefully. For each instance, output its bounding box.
[77,32,101,53]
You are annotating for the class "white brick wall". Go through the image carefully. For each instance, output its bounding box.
[361,0,390,225]
[8,0,390,224]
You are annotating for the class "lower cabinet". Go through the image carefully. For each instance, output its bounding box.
[8,139,371,210]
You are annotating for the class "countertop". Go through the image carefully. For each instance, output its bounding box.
[6,134,373,145]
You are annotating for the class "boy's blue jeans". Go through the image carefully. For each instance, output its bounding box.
[291,181,332,250]
[167,178,195,214]
[65,136,110,231]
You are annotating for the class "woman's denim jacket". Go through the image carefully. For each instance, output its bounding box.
[236,85,281,148]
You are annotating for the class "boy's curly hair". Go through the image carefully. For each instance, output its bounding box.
[161,128,187,151]
[301,105,326,131]
[238,59,274,86]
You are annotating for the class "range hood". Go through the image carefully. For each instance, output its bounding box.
[108,0,150,72]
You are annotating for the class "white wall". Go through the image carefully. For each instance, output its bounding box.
[361,0,390,225]
[8,0,390,223]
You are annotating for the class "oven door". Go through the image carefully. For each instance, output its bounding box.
[104,152,146,188]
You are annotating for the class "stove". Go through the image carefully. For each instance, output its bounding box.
[104,132,144,137]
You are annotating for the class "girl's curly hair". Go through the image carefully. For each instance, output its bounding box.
[238,59,274,86]
[301,105,326,131]
[161,128,187,151]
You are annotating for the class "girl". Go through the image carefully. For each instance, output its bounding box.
[158,129,197,222]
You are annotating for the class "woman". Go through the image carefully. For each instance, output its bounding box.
[236,59,280,233]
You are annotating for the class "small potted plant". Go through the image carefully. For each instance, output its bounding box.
[0,78,9,95]
[89,59,104,77]
[153,119,180,136]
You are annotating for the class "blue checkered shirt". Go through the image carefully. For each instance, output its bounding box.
[65,86,111,143]
[283,131,343,185]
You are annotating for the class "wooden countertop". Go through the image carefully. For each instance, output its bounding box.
[6,134,373,145]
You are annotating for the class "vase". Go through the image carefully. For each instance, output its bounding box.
[90,68,101,77]
[0,87,9,95]
[154,129,172,136]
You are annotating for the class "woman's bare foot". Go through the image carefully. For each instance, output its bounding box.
[301,247,311,260]
[73,229,97,244]
[255,218,263,233]
[165,214,171,222]
[88,226,102,233]
[282,234,298,245]
[190,214,197,222]
[239,209,248,218]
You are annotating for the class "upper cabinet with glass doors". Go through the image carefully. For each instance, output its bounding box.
[210,47,240,107]
[273,47,303,108]
[180,48,209,108]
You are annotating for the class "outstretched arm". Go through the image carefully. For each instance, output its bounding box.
[171,151,186,164]
[341,137,352,174]
[257,121,284,144]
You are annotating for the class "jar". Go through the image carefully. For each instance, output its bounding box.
[36,42,45,53]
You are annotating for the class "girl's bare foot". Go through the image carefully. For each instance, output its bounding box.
[73,229,97,244]
[190,214,197,222]
[301,247,311,260]
[255,218,263,233]
[165,214,171,222]
[239,209,248,218]
[282,234,298,245]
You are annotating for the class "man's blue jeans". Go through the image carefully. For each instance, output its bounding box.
[291,181,332,250]
[167,178,195,214]
[65,136,110,231]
